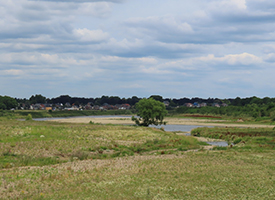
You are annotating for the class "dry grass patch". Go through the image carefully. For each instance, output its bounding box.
[0,150,274,199]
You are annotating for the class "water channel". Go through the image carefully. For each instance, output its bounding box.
[34,115,229,147]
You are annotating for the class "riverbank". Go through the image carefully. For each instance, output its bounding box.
[50,116,275,128]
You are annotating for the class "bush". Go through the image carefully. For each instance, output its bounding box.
[213,146,227,150]
[233,138,242,144]
[26,114,33,121]
[191,128,202,136]
[70,150,89,160]
[270,111,275,121]
[0,103,7,110]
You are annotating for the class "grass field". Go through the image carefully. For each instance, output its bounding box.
[0,117,274,199]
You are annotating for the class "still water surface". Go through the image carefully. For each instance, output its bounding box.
[150,124,209,134]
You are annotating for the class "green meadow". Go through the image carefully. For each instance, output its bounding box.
[0,117,274,199]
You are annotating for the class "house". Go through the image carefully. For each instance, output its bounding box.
[193,102,200,107]
[102,103,114,110]
[53,103,62,110]
[31,103,43,110]
[65,102,71,107]
[200,103,207,107]
[185,103,193,107]
[85,103,93,110]
[92,105,100,110]
[44,104,53,110]
[99,106,104,110]
[72,105,79,110]
[212,103,220,108]
[163,101,170,107]
[119,104,131,110]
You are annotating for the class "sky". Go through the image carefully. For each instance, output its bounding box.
[1,0,275,99]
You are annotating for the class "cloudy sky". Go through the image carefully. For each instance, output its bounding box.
[1,0,275,99]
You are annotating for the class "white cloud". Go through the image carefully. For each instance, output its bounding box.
[199,53,262,66]
[209,0,247,11]
[78,2,113,18]
[0,53,83,71]
[139,65,173,75]
[137,57,157,64]
[2,69,24,76]
[35,0,124,3]
[125,15,194,39]
[73,28,109,42]
[226,0,247,10]
[264,53,275,63]
[97,56,157,64]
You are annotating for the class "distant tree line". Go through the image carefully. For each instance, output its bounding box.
[15,95,142,109]
[173,96,275,119]
[14,94,275,108]
[13,94,275,107]
[1,94,275,119]
[175,103,275,119]
[15,94,226,107]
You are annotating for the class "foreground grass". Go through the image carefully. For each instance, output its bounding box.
[1,118,275,199]
[1,149,274,199]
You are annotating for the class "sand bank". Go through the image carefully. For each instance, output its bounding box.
[50,117,275,128]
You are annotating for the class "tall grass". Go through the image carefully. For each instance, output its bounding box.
[0,119,202,169]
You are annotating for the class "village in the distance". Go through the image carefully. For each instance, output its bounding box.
[15,94,231,111]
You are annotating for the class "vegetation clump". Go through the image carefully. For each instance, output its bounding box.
[25,114,33,121]
[191,126,275,149]
[132,98,168,126]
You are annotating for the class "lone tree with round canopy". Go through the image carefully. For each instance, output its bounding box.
[132,98,168,127]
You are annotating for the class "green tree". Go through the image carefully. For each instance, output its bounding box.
[0,96,17,110]
[128,96,140,105]
[132,98,168,127]
[29,94,46,104]
[0,102,7,110]
[270,111,275,121]
[149,95,163,102]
